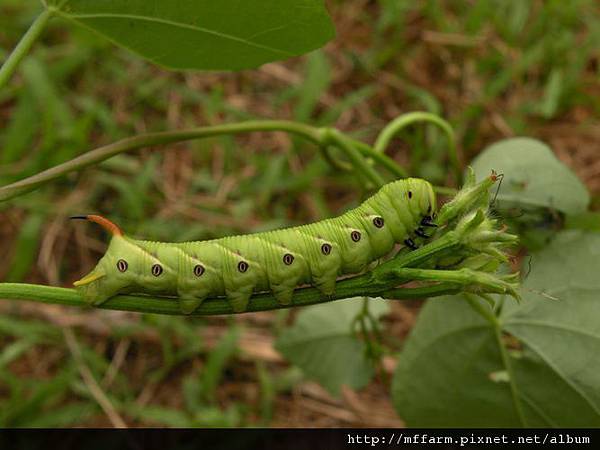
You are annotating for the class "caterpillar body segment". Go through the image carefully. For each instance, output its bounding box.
[73,178,436,313]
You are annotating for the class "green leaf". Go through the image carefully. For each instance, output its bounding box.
[565,212,600,232]
[392,231,600,427]
[200,326,239,401]
[52,0,335,71]
[5,212,45,282]
[0,90,38,165]
[0,368,75,426]
[391,296,519,427]
[124,404,194,427]
[25,402,95,427]
[275,297,389,396]
[294,51,331,121]
[501,231,600,427]
[0,340,36,369]
[539,68,564,118]
[471,137,590,215]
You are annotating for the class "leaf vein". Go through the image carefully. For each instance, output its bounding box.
[62,13,295,56]
[511,337,600,417]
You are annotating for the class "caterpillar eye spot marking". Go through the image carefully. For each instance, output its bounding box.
[321,243,332,255]
[151,264,163,276]
[408,190,413,199]
[350,231,361,242]
[237,261,249,273]
[193,264,205,277]
[372,217,385,228]
[414,228,429,238]
[404,238,418,250]
[116,259,128,272]
[283,253,294,265]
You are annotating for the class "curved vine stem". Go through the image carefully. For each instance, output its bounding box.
[373,111,462,184]
[0,9,53,90]
[322,128,386,188]
[0,121,317,201]
[319,145,354,172]
[321,139,409,179]
[0,120,407,202]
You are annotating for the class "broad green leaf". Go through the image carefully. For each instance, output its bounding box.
[392,231,600,427]
[566,212,600,232]
[275,297,389,396]
[471,137,589,215]
[391,296,520,427]
[501,231,600,426]
[51,0,335,71]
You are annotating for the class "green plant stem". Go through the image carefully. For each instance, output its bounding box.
[373,111,461,184]
[0,120,404,202]
[321,141,409,179]
[463,294,527,427]
[493,324,528,427]
[322,128,386,188]
[344,140,409,179]
[0,282,466,316]
[433,185,459,196]
[0,9,53,90]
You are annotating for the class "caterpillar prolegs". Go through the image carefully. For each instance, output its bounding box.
[73,178,437,313]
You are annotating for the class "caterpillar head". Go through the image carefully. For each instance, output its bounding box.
[71,215,137,306]
[408,178,437,218]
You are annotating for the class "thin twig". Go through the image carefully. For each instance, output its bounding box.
[0,9,53,90]
[101,338,131,389]
[373,111,462,184]
[0,120,407,202]
[63,328,128,428]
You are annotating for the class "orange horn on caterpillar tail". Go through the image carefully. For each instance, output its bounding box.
[70,214,123,236]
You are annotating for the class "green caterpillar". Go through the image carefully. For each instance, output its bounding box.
[73,178,437,313]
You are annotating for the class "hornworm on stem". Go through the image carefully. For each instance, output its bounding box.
[63,170,518,315]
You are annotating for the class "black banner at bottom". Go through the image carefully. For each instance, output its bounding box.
[0,428,595,449]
